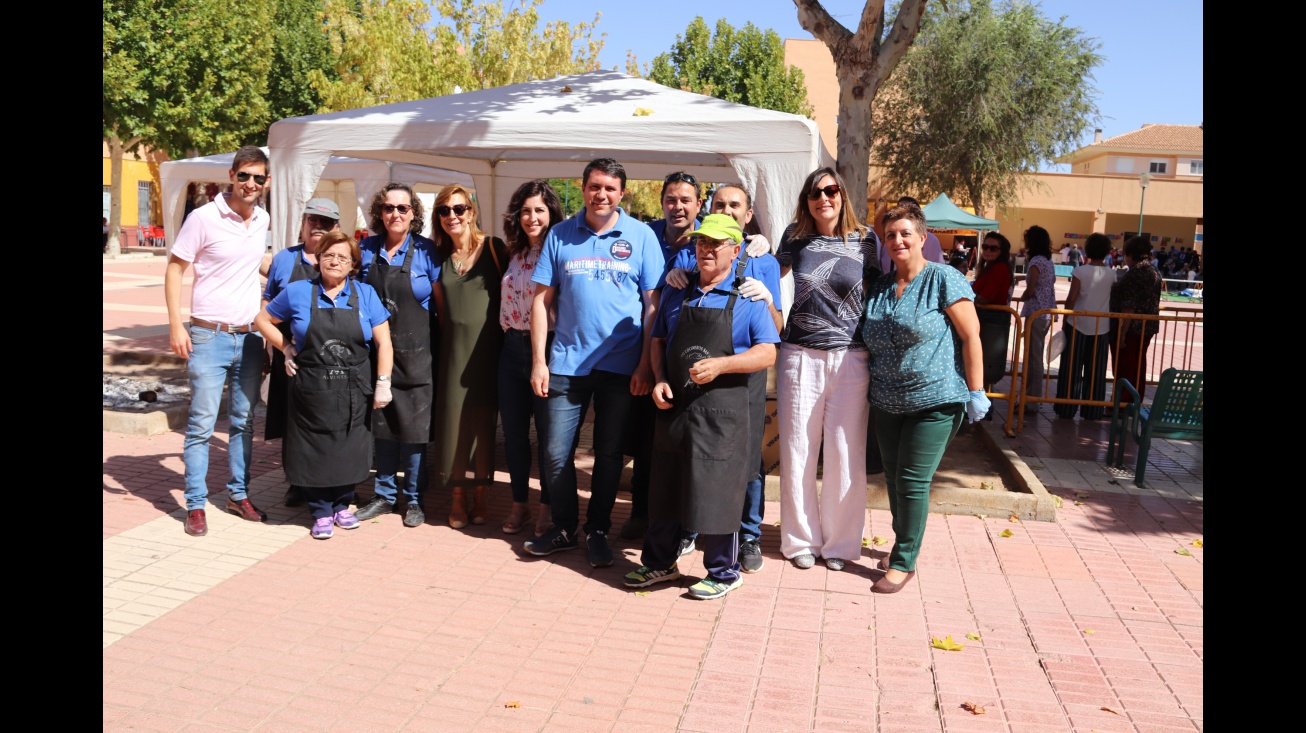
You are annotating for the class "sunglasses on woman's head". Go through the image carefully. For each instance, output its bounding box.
[381,204,412,215]
[807,184,841,200]
[436,204,470,217]
[235,171,268,185]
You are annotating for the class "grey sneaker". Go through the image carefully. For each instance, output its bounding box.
[739,538,764,573]
[791,552,817,569]
[587,530,613,568]
[677,535,696,558]
[688,575,742,600]
[825,557,845,571]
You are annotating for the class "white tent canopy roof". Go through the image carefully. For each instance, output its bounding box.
[267,69,834,254]
[158,148,475,250]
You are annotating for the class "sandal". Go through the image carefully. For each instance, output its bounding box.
[502,502,530,535]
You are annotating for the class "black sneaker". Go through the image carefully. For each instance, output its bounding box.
[354,495,395,521]
[677,535,696,558]
[403,503,425,527]
[587,530,613,568]
[283,485,306,507]
[739,538,764,573]
[524,526,578,556]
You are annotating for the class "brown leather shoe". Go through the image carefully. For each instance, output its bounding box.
[871,570,915,594]
[185,509,208,536]
[226,497,267,522]
[878,554,890,571]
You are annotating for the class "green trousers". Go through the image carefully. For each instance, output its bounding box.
[875,402,965,572]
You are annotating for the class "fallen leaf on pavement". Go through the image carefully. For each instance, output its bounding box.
[560,85,572,93]
[1175,548,1192,556]
[965,633,981,641]
[633,107,654,116]
[634,591,651,596]
[961,701,986,714]
[1192,539,1203,547]
[1082,629,1096,635]
[872,536,888,546]
[999,529,1014,538]
[977,514,987,520]
[1052,495,1063,507]
[862,537,870,547]
[1008,514,1020,522]
[931,636,965,651]
[979,481,995,490]
[504,701,520,708]
[1074,501,1085,506]
[1101,707,1119,715]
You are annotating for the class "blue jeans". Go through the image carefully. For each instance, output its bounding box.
[183,326,264,511]
[740,465,765,541]
[498,329,551,505]
[542,370,633,536]
[373,438,427,505]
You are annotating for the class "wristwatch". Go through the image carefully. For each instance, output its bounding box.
[377,375,391,381]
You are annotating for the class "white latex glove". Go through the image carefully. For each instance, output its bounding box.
[283,344,299,377]
[966,390,991,423]
[666,267,690,289]
[737,276,773,306]
[374,380,393,408]
[745,234,770,258]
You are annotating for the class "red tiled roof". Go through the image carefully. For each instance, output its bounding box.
[1095,124,1202,152]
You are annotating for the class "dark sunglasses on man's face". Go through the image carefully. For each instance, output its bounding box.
[305,215,337,230]
[807,184,841,200]
[381,204,412,215]
[235,171,268,185]
[436,204,470,218]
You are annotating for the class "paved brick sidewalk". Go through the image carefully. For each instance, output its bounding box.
[103,255,1202,732]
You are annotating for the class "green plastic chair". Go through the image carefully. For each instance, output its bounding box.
[1106,368,1203,487]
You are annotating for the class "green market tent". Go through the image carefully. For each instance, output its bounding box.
[921,193,999,230]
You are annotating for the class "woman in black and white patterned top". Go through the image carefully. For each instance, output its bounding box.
[775,167,880,572]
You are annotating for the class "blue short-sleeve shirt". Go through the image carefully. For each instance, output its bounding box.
[531,207,663,377]
[264,278,391,353]
[357,233,441,311]
[663,246,785,310]
[862,262,973,414]
[263,244,313,301]
[653,282,781,355]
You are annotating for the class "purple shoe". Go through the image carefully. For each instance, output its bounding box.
[334,510,360,530]
[311,517,334,539]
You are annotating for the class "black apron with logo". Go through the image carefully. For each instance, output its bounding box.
[648,254,752,535]
[366,239,433,443]
[265,252,317,441]
[283,279,374,488]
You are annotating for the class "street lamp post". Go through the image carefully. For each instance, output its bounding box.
[1137,172,1152,238]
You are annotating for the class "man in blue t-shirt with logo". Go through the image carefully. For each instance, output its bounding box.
[525,158,663,569]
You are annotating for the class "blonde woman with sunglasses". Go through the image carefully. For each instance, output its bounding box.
[430,184,510,528]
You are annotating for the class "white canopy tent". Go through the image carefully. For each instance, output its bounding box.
[158,149,476,251]
[267,70,834,256]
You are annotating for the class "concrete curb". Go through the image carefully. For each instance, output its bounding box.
[761,418,1060,522]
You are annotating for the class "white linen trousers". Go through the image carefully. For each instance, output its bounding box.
[778,342,870,562]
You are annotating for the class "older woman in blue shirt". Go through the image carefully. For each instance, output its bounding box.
[862,204,989,593]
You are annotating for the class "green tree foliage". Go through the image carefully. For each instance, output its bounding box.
[872,0,1102,212]
[649,17,813,116]
[102,0,275,255]
[311,0,604,110]
[266,0,337,123]
[545,178,584,219]
[794,0,930,222]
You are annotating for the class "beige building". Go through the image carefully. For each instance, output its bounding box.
[783,39,1204,255]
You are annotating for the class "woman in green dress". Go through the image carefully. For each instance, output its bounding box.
[430,184,509,528]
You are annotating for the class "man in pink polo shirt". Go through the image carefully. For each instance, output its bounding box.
[164,146,272,536]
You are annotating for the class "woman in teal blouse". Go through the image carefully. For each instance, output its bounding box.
[861,204,990,593]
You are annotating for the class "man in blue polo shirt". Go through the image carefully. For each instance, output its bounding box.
[526,158,663,568]
[622,213,779,599]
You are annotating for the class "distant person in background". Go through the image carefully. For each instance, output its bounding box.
[1109,236,1163,403]
[1053,233,1114,420]
[948,253,969,275]
[970,232,1015,406]
[1067,242,1084,267]
[1013,225,1055,414]
[103,217,110,253]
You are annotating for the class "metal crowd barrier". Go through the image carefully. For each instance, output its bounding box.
[975,304,1023,437]
[1015,308,1204,432]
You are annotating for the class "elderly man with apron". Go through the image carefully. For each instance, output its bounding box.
[622,214,779,600]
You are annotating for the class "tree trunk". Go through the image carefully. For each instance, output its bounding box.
[105,133,139,259]
[834,58,877,224]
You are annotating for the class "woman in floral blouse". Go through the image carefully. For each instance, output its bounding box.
[1109,236,1163,403]
[498,180,563,535]
[1014,226,1056,413]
